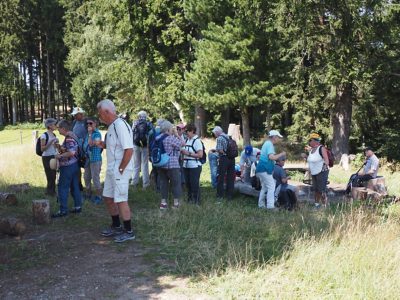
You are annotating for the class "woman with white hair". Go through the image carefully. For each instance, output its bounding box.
[156,120,185,209]
[40,118,59,196]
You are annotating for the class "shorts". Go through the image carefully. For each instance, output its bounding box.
[312,170,329,193]
[103,168,131,203]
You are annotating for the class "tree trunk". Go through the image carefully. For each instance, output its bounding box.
[0,96,3,126]
[46,49,53,117]
[28,58,35,122]
[171,100,185,123]
[331,83,352,160]
[241,106,251,146]
[194,105,206,137]
[221,107,230,132]
[12,96,17,125]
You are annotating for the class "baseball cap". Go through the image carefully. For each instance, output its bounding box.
[309,133,321,141]
[276,155,287,162]
[244,145,253,156]
[268,130,283,138]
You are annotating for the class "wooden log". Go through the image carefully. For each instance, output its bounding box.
[32,199,50,225]
[367,177,388,196]
[367,190,384,202]
[0,192,17,205]
[8,183,30,193]
[351,187,368,201]
[0,217,26,236]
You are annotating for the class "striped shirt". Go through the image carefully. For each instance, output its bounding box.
[59,135,78,167]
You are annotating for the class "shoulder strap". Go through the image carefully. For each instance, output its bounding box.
[44,132,49,145]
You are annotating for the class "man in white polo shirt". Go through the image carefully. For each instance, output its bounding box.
[96,99,135,243]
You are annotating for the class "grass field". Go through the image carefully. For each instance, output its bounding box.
[1,129,400,298]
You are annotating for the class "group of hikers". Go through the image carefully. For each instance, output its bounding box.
[37,99,380,242]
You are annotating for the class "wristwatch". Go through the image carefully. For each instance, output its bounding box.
[119,168,123,173]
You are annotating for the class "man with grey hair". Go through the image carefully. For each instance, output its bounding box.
[131,110,153,188]
[96,99,135,242]
[212,126,235,201]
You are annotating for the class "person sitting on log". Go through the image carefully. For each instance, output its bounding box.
[351,147,380,187]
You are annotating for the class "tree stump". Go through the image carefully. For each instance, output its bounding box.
[32,199,50,225]
[227,123,242,142]
[0,193,17,205]
[0,217,26,236]
[367,177,388,196]
[351,187,368,201]
[367,190,384,202]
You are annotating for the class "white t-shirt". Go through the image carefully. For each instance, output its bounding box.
[183,135,203,168]
[239,148,260,167]
[106,118,134,171]
[40,131,57,156]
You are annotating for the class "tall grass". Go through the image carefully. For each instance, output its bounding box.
[1,129,400,299]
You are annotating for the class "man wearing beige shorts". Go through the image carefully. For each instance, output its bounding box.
[96,99,135,243]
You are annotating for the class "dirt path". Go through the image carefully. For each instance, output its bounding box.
[0,228,205,300]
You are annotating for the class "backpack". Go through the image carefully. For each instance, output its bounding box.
[36,132,55,156]
[319,146,335,168]
[70,136,88,168]
[277,189,297,211]
[185,137,207,164]
[133,119,149,147]
[151,134,170,167]
[222,135,239,159]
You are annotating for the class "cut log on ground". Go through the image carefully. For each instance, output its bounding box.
[367,190,384,202]
[32,199,50,225]
[0,193,17,205]
[367,177,388,196]
[8,183,30,193]
[0,217,26,236]
[351,187,368,201]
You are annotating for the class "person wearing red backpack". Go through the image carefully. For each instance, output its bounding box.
[305,133,330,208]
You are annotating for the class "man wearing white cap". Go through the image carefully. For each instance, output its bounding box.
[255,130,286,210]
[71,107,87,142]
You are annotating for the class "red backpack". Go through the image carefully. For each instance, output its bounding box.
[319,146,335,167]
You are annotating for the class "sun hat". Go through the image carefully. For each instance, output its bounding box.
[268,130,283,138]
[177,123,186,129]
[244,145,253,156]
[44,118,57,128]
[49,158,58,170]
[309,133,321,141]
[71,107,85,116]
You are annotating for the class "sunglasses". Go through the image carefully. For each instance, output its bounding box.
[87,122,94,125]
[177,127,182,131]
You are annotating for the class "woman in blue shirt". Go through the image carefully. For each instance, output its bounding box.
[255,130,286,209]
[83,117,103,204]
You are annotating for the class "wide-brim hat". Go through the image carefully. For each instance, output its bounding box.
[49,158,58,170]
[71,107,85,116]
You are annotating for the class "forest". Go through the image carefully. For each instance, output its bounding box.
[1,0,400,161]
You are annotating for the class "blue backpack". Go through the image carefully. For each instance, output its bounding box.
[151,134,170,167]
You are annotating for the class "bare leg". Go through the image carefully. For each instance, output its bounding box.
[104,196,119,216]
[117,202,131,221]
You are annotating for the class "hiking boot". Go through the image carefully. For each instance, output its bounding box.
[160,203,168,210]
[114,231,136,243]
[101,225,123,237]
[51,211,68,218]
[70,207,82,214]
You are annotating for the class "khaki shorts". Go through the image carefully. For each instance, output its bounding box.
[103,168,131,203]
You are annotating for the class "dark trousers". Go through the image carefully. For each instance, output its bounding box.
[217,156,235,199]
[354,174,373,187]
[158,168,182,200]
[42,155,56,195]
[183,166,202,204]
